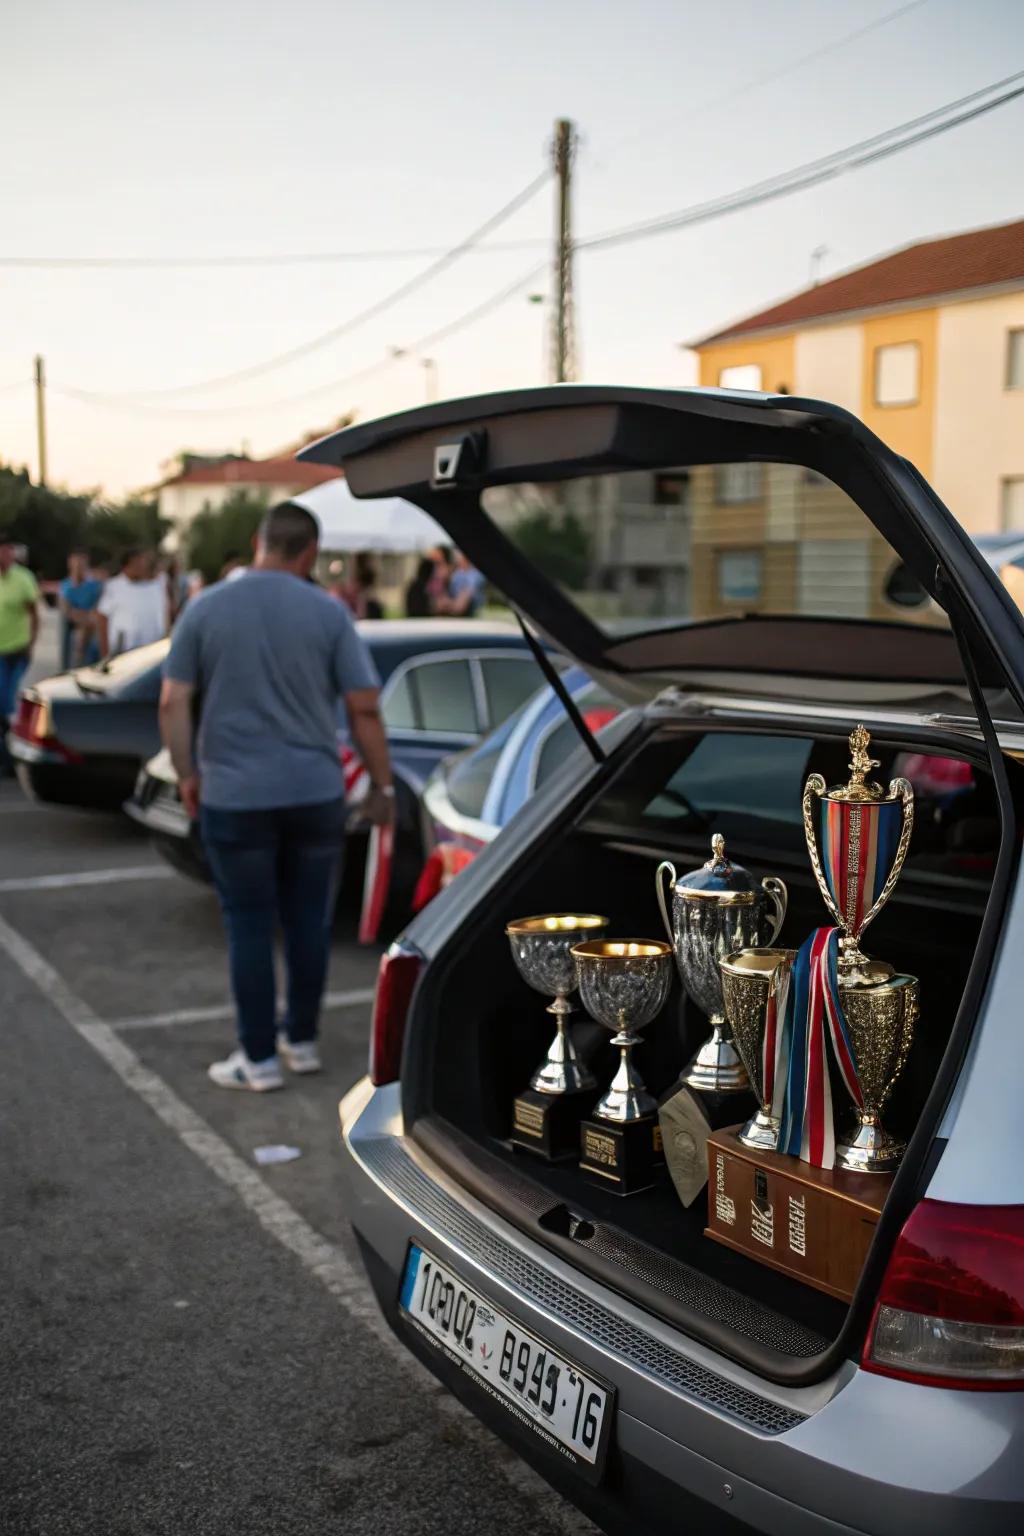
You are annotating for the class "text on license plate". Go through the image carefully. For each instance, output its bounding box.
[400,1245,610,1470]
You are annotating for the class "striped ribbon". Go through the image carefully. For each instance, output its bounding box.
[778,927,863,1170]
[820,798,902,934]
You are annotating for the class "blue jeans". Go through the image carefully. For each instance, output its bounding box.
[200,798,346,1063]
[0,651,29,774]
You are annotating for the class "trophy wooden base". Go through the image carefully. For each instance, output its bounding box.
[578,1114,665,1195]
[510,1087,594,1161]
[705,1127,892,1302]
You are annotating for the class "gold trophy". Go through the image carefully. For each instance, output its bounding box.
[719,947,796,1152]
[800,726,919,1171]
[802,725,913,983]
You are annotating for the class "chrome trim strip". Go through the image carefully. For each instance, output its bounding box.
[345,1120,823,1436]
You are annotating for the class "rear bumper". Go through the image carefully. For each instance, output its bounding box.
[340,1078,1024,1536]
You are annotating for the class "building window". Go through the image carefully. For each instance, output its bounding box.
[874,341,920,407]
[717,550,762,603]
[718,363,763,391]
[714,462,764,504]
[1002,477,1024,531]
[1007,330,1024,389]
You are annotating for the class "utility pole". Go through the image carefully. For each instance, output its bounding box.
[34,354,48,487]
[551,118,577,384]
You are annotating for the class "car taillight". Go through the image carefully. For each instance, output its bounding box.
[368,944,422,1087]
[862,1199,1024,1389]
[11,696,82,762]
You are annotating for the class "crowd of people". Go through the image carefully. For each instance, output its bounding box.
[58,547,194,668]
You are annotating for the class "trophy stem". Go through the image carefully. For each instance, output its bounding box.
[594,1022,656,1122]
[738,1106,780,1152]
[530,995,597,1095]
[681,1015,751,1095]
[836,1110,905,1173]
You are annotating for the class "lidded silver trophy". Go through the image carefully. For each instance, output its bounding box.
[656,835,787,1094]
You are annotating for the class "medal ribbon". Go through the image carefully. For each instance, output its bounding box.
[778,926,862,1169]
[820,799,902,932]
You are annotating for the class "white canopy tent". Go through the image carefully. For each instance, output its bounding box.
[292,477,446,553]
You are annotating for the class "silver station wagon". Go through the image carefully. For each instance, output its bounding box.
[301,386,1024,1536]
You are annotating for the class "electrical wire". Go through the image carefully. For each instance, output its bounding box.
[0,2,932,272]
[579,70,1024,253]
[67,169,551,402]
[49,261,549,419]
[45,70,1024,422]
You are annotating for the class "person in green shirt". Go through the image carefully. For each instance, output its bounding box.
[0,529,40,776]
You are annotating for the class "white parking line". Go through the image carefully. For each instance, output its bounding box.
[0,865,173,894]
[113,986,376,1030]
[0,910,595,1536]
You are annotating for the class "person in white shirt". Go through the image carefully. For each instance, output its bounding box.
[97,549,169,656]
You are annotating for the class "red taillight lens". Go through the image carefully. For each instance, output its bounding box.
[863,1199,1024,1389]
[368,945,422,1087]
[11,695,82,762]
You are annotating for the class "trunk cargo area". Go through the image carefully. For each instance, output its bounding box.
[409,717,1002,1374]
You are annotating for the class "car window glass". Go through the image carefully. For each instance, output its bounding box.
[592,731,997,888]
[445,733,508,819]
[382,670,418,730]
[644,734,811,825]
[482,463,951,636]
[479,657,543,728]
[411,659,477,734]
[535,690,621,787]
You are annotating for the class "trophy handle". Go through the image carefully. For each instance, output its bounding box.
[655,861,676,945]
[802,774,844,929]
[760,877,788,944]
[856,777,915,942]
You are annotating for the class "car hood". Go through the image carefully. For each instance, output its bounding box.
[300,385,1024,719]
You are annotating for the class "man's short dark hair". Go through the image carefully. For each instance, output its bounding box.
[119,547,143,568]
[260,502,319,560]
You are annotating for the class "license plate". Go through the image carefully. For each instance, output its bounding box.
[399,1244,613,1481]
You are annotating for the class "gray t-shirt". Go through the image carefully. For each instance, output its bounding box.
[164,571,379,810]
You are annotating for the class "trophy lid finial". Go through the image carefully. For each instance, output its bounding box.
[711,832,726,861]
[839,724,883,802]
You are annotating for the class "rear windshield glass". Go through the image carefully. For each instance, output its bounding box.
[591,730,996,891]
[482,463,944,635]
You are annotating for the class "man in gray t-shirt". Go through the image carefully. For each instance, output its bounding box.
[160,501,394,1092]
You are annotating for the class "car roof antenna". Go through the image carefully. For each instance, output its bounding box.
[512,607,606,766]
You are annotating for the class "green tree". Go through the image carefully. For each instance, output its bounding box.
[87,495,170,562]
[508,509,591,590]
[0,465,93,577]
[186,488,269,583]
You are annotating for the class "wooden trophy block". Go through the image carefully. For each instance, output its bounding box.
[705,1127,893,1302]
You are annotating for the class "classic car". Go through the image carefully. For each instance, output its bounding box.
[9,641,169,811]
[412,666,625,903]
[124,619,549,914]
[304,386,1024,1536]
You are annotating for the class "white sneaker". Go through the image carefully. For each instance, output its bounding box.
[207,1049,285,1092]
[276,1035,322,1075]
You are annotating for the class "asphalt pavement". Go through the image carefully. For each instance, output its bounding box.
[1,612,595,1536]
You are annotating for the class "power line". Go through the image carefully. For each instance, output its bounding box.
[50,263,549,419]
[46,70,1024,422]
[1,3,932,273]
[579,70,1024,253]
[599,0,934,166]
[69,169,551,402]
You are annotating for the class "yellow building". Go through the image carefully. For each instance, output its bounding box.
[692,216,1024,534]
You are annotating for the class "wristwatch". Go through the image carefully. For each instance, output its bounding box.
[372,784,396,798]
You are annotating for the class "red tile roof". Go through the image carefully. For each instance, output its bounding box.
[165,456,340,488]
[694,216,1024,346]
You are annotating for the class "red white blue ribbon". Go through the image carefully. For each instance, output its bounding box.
[779,926,862,1169]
